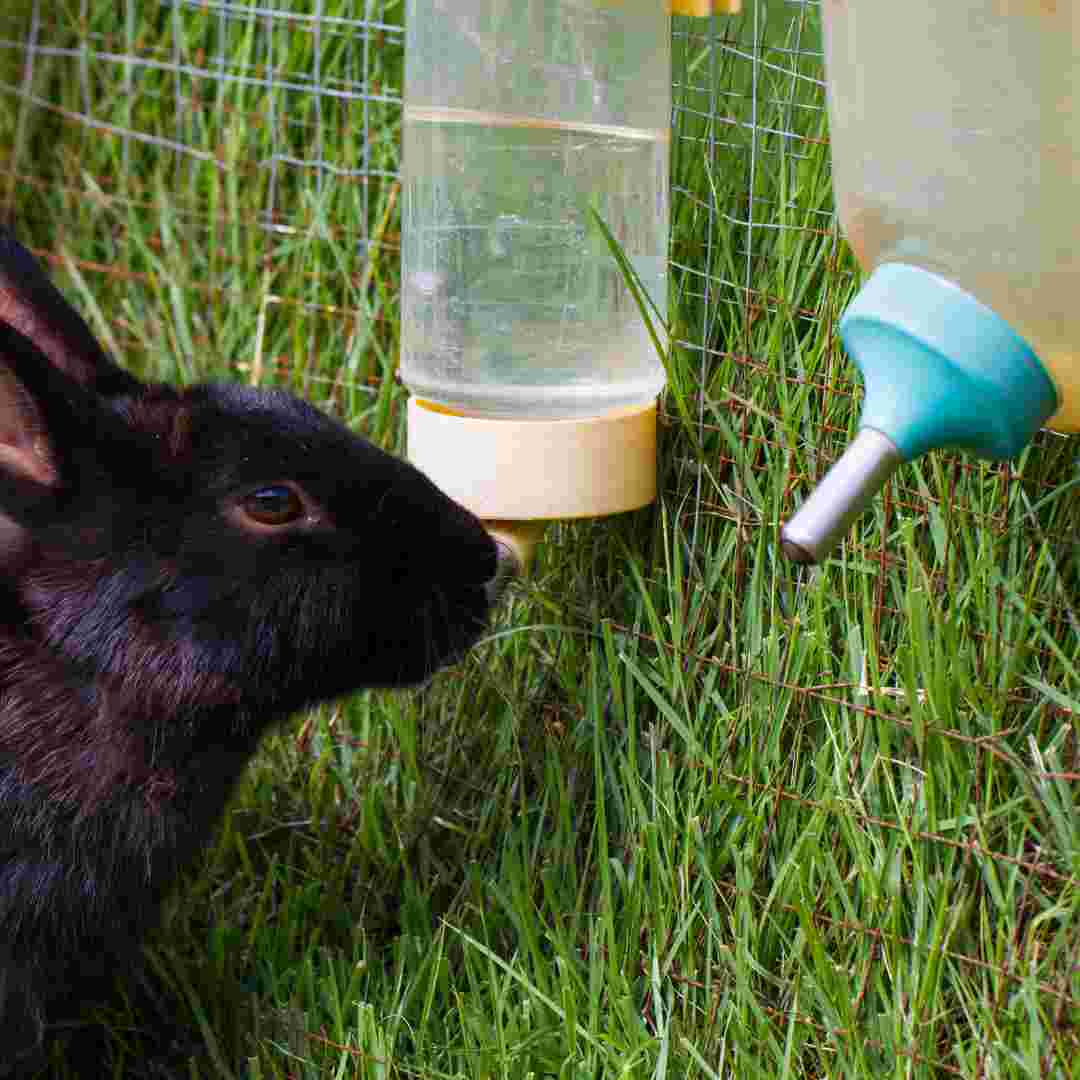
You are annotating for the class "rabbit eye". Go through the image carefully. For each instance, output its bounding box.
[241,485,304,526]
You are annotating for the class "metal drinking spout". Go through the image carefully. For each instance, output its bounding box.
[780,428,901,564]
[484,520,548,578]
[780,264,1060,567]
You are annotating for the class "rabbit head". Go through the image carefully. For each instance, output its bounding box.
[0,229,508,1068]
[0,230,504,704]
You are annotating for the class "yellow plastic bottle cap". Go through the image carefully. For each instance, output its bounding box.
[407,398,658,521]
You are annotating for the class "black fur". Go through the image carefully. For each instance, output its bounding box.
[0,230,500,1069]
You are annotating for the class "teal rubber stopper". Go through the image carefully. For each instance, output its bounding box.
[781,263,1058,564]
[841,263,1058,461]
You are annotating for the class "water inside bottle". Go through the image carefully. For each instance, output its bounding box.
[401,107,668,419]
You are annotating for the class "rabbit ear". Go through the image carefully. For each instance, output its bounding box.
[0,322,120,533]
[0,327,64,556]
[0,228,141,398]
[0,321,90,501]
[0,359,56,489]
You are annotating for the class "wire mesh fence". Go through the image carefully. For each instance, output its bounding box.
[1,0,1078,1073]
[0,0,407,411]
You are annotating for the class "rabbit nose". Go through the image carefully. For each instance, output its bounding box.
[484,540,519,607]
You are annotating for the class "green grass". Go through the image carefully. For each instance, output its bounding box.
[2,1,1080,1077]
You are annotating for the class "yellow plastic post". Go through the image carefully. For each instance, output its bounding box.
[671,0,741,14]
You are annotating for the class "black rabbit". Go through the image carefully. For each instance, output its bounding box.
[0,229,508,1070]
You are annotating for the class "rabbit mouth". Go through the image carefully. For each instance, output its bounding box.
[429,587,488,668]
[417,538,515,678]
[398,571,499,686]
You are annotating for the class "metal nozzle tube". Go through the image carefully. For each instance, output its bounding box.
[781,428,902,564]
[484,519,548,577]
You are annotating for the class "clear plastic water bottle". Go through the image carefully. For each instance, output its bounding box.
[402,0,671,522]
